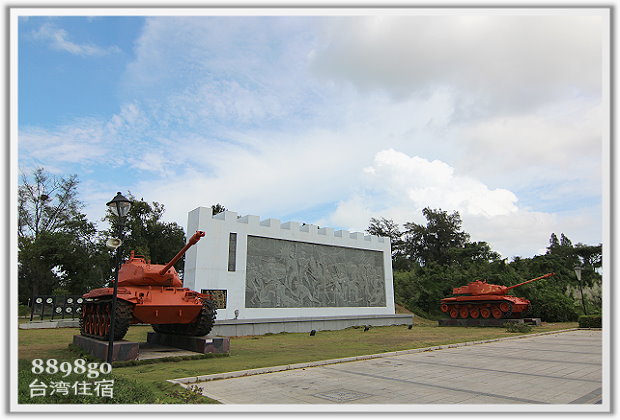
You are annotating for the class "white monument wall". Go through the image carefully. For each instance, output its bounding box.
[184,206,395,321]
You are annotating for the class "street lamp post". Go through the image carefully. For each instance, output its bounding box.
[574,265,587,316]
[106,192,131,363]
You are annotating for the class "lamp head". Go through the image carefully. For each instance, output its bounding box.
[574,266,583,281]
[107,192,132,218]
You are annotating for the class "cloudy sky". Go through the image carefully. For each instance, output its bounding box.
[16,9,609,259]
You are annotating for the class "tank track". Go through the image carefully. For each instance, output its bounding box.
[441,301,514,319]
[80,299,133,341]
[152,299,217,337]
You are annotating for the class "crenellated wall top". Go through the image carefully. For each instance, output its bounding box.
[189,206,388,245]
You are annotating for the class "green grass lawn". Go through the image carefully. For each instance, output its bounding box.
[17,319,578,404]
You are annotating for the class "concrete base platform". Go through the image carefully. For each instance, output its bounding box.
[73,334,228,362]
[20,319,80,329]
[522,317,542,326]
[438,317,541,327]
[137,343,205,360]
[147,332,230,354]
[72,335,139,362]
[210,314,413,337]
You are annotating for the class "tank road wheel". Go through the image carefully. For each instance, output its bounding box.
[449,307,458,319]
[80,299,133,341]
[94,304,102,335]
[95,305,103,336]
[491,306,503,319]
[470,307,480,319]
[480,307,491,319]
[440,304,449,313]
[499,302,513,318]
[95,305,105,337]
[459,307,469,319]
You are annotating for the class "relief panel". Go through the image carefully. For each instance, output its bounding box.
[245,235,386,308]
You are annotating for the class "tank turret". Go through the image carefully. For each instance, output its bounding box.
[117,231,206,287]
[440,273,555,320]
[80,231,216,341]
[452,273,555,296]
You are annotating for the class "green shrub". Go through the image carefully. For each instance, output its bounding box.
[504,321,532,333]
[529,293,578,322]
[578,315,602,328]
[18,305,31,317]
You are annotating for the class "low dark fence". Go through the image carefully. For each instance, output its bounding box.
[28,295,83,321]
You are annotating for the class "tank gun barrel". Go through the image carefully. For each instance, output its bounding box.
[505,272,555,291]
[158,231,205,275]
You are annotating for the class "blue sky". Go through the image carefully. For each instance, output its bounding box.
[16,10,609,259]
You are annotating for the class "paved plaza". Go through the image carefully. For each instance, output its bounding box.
[183,329,603,405]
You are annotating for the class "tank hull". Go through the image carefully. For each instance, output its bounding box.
[440,295,531,319]
[81,285,215,340]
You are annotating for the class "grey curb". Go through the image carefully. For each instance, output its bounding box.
[169,328,580,385]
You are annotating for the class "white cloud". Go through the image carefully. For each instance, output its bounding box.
[460,100,602,170]
[365,149,518,217]
[33,23,120,56]
[464,206,601,258]
[311,14,603,115]
[323,149,597,258]
[452,98,603,202]
[121,16,319,125]
[326,149,519,228]
[19,120,108,165]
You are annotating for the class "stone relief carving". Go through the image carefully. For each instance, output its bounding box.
[245,236,386,308]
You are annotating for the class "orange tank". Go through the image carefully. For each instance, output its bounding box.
[80,231,216,340]
[439,273,554,320]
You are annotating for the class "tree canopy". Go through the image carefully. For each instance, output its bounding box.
[18,169,190,303]
[18,169,105,300]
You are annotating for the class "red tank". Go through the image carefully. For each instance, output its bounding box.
[440,273,554,320]
[80,231,216,340]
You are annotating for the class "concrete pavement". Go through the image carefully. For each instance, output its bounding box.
[174,329,603,406]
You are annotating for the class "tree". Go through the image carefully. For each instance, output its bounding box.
[547,232,575,257]
[366,217,401,240]
[19,168,82,240]
[18,168,104,302]
[103,195,186,274]
[403,208,470,266]
[211,203,227,215]
[366,217,409,268]
[575,243,602,270]
[548,233,560,251]
[560,233,573,248]
[447,241,501,266]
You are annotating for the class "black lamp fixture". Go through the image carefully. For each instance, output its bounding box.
[106,192,132,363]
[106,192,132,219]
